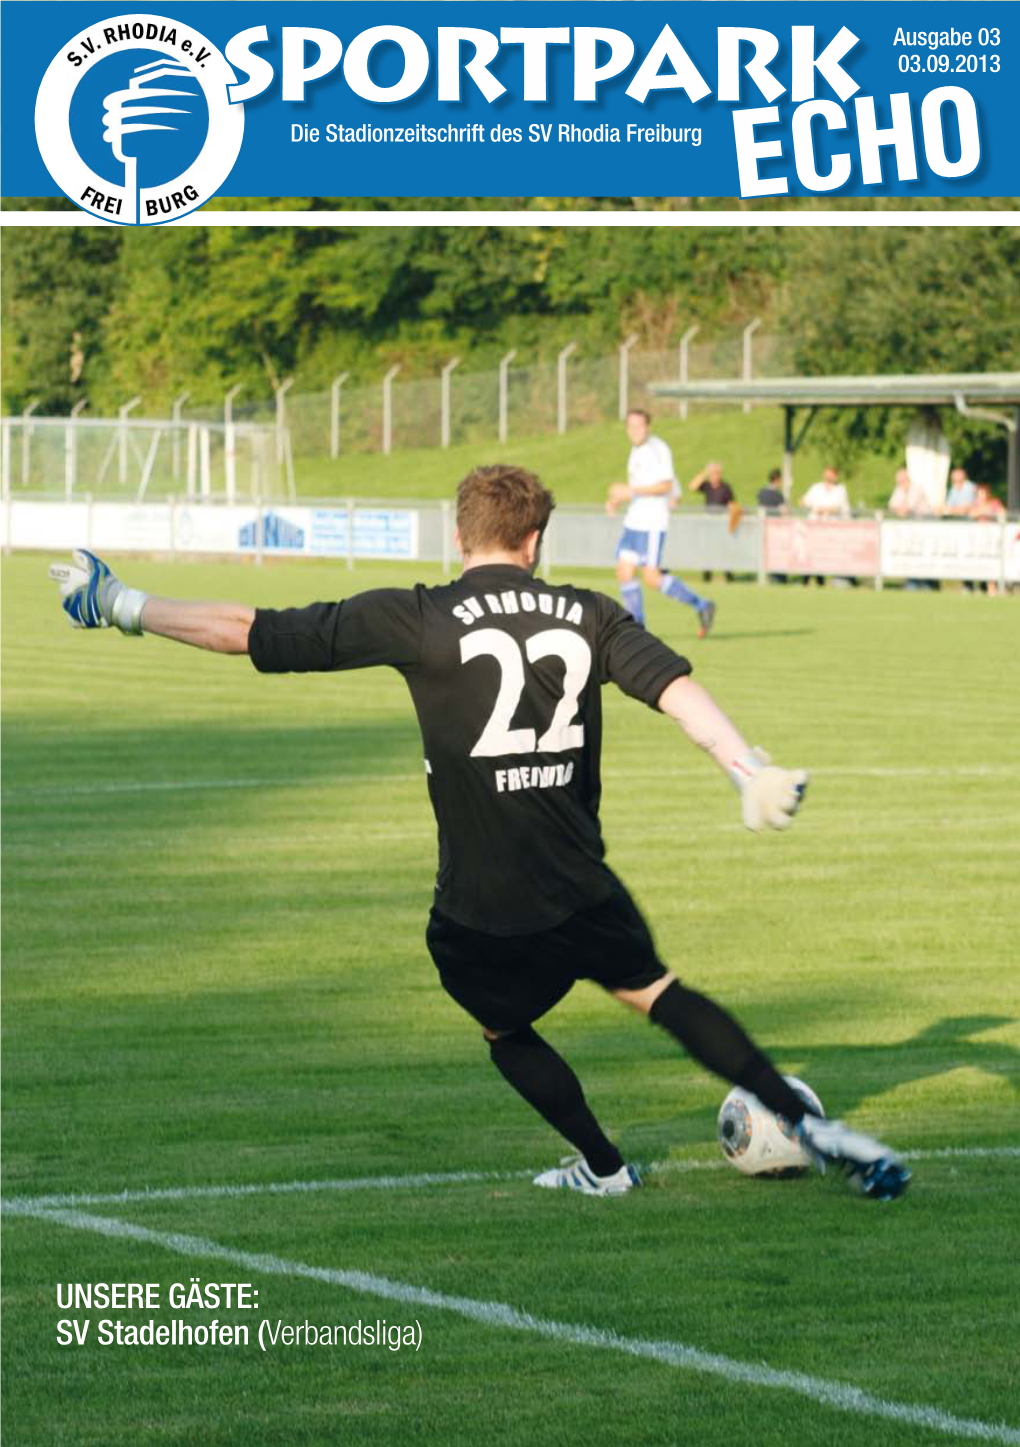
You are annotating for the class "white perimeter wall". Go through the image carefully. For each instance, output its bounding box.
[3,498,1018,584]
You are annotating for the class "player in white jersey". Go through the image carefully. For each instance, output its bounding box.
[607,410,715,638]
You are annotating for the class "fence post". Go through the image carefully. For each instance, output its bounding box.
[186,424,198,499]
[441,498,452,577]
[1,419,12,502]
[200,427,212,499]
[330,372,349,459]
[557,342,577,436]
[382,365,401,455]
[2,420,12,551]
[618,334,638,420]
[874,511,884,591]
[498,350,516,443]
[171,391,190,480]
[678,325,699,420]
[118,396,141,489]
[224,384,243,502]
[275,377,293,465]
[283,428,296,500]
[21,398,40,490]
[65,398,88,499]
[441,357,460,448]
[742,317,762,413]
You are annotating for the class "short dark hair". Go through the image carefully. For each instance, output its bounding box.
[626,408,651,424]
[768,468,782,483]
[456,465,556,553]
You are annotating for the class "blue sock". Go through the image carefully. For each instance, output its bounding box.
[620,581,644,624]
[659,573,705,611]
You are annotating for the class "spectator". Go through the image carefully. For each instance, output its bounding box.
[690,461,737,581]
[888,468,936,591]
[757,467,786,513]
[888,468,933,518]
[799,467,851,587]
[944,467,981,591]
[969,482,1006,521]
[944,467,977,517]
[969,483,1006,594]
[757,468,787,584]
[801,466,850,519]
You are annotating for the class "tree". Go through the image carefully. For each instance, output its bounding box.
[1,229,121,413]
[783,227,1020,485]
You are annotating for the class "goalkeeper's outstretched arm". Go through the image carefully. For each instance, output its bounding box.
[49,548,253,654]
[139,595,254,653]
[656,675,808,832]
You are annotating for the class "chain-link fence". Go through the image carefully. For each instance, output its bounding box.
[5,328,796,495]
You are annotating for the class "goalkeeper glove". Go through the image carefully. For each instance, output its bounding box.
[48,549,148,634]
[730,749,808,832]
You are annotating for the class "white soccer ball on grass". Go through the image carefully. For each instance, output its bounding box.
[717,1075,824,1177]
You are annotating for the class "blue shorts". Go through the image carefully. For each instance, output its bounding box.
[616,527,666,567]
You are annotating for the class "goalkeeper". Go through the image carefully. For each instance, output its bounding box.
[49,466,908,1202]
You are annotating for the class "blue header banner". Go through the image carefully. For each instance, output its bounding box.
[4,1,1016,220]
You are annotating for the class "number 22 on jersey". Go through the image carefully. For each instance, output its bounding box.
[460,627,592,757]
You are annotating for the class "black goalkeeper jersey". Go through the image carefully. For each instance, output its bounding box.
[249,564,691,934]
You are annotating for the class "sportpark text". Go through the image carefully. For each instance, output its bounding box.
[218,22,985,196]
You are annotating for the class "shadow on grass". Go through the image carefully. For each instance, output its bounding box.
[780,1013,1020,1116]
[702,628,817,643]
[5,998,1017,1192]
[611,1012,1020,1157]
[1,717,424,809]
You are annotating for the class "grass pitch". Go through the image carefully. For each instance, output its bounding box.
[2,554,1019,1447]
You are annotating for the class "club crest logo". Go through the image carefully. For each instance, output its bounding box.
[35,13,243,224]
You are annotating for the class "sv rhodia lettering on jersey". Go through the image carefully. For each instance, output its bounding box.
[451,589,584,628]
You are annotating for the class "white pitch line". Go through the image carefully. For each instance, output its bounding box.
[2,1167,528,1212]
[606,765,1020,782]
[5,762,1019,801]
[5,1199,1019,1446]
[4,1146,1017,1214]
[806,766,1020,779]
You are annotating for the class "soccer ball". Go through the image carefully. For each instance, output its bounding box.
[717,1076,824,1177]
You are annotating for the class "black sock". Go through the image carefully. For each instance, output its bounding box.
[649,981,807,1124]
[489,1026,625,1176]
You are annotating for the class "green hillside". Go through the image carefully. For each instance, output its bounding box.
[308,409,895,510]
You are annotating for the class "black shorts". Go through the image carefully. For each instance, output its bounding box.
[426,878,668,1033]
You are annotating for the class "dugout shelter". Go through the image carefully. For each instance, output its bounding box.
[648,373,1020,511]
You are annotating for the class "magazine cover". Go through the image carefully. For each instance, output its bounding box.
[2,5,1018,1446]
